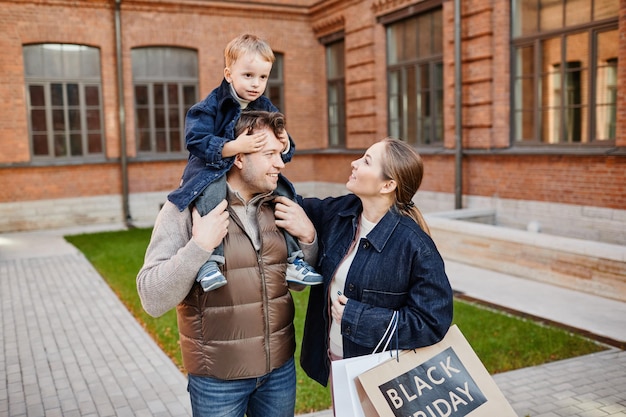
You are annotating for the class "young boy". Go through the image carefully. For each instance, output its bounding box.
[168,33,322,292]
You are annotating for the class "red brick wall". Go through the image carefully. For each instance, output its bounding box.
[1,0,624,215]
[464,155,626,209]
[128,161,184,193]
[0,165,121,202]
[442,1,511,149]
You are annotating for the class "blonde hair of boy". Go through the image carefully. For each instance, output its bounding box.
[224,34,275,67]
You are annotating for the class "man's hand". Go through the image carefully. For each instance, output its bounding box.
[191,200,229,251]
[273,196,315,244]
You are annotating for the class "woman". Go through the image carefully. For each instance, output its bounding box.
[297,137,453,387]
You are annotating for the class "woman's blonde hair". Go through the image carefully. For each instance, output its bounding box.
[224,33,275,67]
[379,137,431,235]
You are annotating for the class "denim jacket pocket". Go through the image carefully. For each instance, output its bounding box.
[361,289,407,309]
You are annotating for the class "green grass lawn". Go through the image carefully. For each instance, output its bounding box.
[65,228,606,415]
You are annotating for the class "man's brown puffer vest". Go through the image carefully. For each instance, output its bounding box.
[177,198,296,379]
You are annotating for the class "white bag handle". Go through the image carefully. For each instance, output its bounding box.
[373,310,398,354]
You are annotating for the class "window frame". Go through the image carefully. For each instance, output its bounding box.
[382,5,444,147]
[510,0,618,146]
[23,43,105,162]
[323,36,346,148]
[264,52,285,114]
[131,46,199,156]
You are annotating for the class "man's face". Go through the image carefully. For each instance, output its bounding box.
[236,126,285,200]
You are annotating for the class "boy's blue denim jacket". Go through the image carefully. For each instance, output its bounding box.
[299,194,453,386]
[168,78,295,211]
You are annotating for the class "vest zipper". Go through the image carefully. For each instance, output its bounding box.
[258,250,271,371]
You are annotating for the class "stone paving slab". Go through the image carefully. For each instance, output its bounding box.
[0,253,191,417]
[493,349,626,417]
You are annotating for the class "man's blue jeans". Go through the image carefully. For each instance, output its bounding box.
[187,357,296,417]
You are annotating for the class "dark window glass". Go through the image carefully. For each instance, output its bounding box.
[51,84,64,106]
[88,133,103,153]
[155,108,165,129]
[168,84,179,105]
[70,133,83,156]
[169,108,180,129]
[139,130,151,152]
[170,130,182,152]
[66,84,79,106]
[32,134,49,155]
[156,131,167,152]
[135,85,148,106]
[68,109,81,131]
[154,83,164,105]
[52,110,65,131]
[54,134,66,157]
[31,109,47,131]
[136,108,150,130]
[85,86,99,106]
[184,85,196,105]
[86,109,100,130]
[29,85,45,106]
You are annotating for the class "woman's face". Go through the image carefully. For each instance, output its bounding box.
[346,141,388,197]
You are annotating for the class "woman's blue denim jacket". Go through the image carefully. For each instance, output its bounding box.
[168,78,295,211]
[299,194,453,386]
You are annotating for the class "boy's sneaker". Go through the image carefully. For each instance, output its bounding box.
[286,258,323,286]
[198,261,227,292]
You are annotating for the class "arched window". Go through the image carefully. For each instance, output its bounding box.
[23,44,104,160]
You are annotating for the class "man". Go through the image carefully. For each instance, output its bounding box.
[137,110,317,417]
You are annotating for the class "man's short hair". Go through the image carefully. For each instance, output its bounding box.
[235,110,285,139]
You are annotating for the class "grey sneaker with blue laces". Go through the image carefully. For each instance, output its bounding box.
[197,260,227,292]
[286,258,323,285]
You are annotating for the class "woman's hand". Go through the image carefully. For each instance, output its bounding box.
[273,196,316,244]
[191,200,229,251]
[331,293,348,323]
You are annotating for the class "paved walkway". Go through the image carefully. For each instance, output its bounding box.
[0,227,190,417]
[0,225,625,417]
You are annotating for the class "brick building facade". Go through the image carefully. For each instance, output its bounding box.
[1,0,624,246]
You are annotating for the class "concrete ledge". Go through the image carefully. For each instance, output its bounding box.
[426,208,496,225]
[426,214,626,302]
